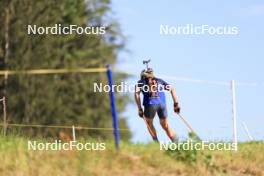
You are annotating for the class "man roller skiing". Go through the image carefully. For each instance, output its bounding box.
[134,60,181,142]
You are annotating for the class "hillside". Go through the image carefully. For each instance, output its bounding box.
[0,136,263,176]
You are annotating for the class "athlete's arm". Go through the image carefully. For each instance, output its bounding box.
[170,87,180,113]
[160,78,178,103]
[162,79,181,114]
[134,84,143,117]
[170,87,178,103]
[134,88,142,109]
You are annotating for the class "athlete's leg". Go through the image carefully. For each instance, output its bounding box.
[159,118,177,142]
[144,105,158,141]
[158,105,177,142]
[144,117,158,141]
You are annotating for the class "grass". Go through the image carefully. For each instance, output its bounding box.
[0,136,263,176]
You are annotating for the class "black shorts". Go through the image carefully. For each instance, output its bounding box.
[144,104,168,119]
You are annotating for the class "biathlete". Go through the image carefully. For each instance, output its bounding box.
[134,67,180,142]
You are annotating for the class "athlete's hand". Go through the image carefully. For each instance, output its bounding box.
[174,102,180,114]
[138,108,144,118]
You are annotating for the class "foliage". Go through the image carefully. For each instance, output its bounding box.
[0,0,130,140]
[1,136,264,176]
[166,133,213,167]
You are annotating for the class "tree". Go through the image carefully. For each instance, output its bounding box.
[0,0,131,140]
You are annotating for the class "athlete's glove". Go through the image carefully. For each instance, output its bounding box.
[174,102,180,114]
[138,108,144,118]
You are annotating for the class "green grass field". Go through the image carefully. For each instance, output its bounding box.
[0,136,263,176]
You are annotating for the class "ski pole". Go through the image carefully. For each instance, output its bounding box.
[177,113,199,138]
